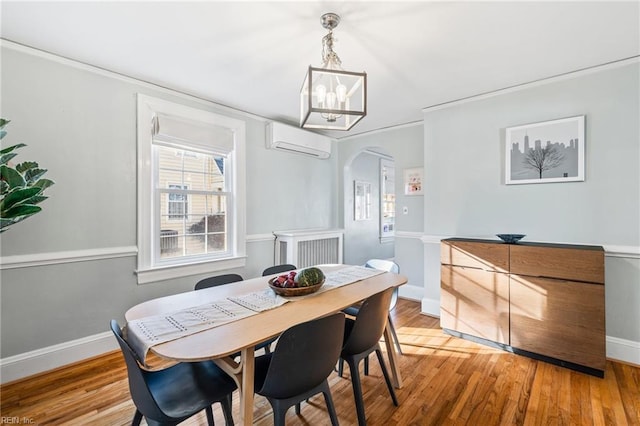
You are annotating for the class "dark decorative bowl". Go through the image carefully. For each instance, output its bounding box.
[496,234,526,244]
[268,278,325,297]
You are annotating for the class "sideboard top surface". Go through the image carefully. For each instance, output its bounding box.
[441,238,604,252]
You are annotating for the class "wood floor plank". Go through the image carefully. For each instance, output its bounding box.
[1,298,639,425]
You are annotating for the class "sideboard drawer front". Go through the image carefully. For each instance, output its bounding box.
[510,274,605,371]
[440,265,510,345]
[441,240,509,272]
[510,245,604,284]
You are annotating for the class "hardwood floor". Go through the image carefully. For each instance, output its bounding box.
[1,299,639,425]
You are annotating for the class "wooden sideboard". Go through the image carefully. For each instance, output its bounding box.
[440,238,605,377]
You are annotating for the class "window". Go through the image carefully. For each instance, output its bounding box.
[136,94,246,284]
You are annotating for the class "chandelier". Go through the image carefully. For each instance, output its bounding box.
[300,13,367,131]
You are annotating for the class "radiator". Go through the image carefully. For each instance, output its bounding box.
[274,229,344,268]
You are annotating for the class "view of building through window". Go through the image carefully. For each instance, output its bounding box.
[156,146,227,259]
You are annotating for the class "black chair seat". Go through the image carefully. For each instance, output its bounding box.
[110,320,236,426]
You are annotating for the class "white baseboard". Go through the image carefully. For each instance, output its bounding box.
[398,284,423,302]
[0,332,117,384]
[606,336,640,365]
[421,297,441,318]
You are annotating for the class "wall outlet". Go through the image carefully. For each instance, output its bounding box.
[402,206,409,215]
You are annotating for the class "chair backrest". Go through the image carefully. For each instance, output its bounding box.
[262,264,297,276]
[110,320,165,420]
[364,259,399,274]
[195,273,243,290]
[258,313,345,399]
[365,259,399,310]
[342,288,394,356]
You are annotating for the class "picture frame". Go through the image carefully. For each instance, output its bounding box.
[403,167,423,196]
[506,115,585,185]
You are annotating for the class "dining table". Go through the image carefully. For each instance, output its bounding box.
[125,264,408,425]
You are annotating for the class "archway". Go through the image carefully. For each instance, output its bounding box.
[342,147,395,265]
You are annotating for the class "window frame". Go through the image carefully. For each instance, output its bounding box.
[136,94,246,284]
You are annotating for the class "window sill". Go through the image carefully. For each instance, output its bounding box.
[136,256,247,285]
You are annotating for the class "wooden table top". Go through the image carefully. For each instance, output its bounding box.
[125,265,408,362]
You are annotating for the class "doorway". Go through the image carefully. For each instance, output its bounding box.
[343,148,395,265]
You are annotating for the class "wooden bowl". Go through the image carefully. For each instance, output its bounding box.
[268,278,325,297]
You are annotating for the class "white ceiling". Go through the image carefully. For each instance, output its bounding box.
[2,1,639,139]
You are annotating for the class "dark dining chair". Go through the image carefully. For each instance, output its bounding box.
[195,273,275,355]
[110,320,236,426]
[254,313,345,426]
[340,259,403,376]
[195,273,244,290]
[339,288,399,426]
[262,264,297,276]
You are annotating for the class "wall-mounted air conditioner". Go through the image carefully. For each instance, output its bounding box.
[266,121,332,159]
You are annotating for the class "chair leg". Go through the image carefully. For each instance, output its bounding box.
[321,380,340,426]
[205,406,215,426]
[364,355,369,376]
[269,399,288,426]
[346,357,367,426]
[388,315,403,355]
[295,402,301,415]
[375,347,398,406]
[132,409,143,426]
[338,358,344,377]
[220,393,234,425]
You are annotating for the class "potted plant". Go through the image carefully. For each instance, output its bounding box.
[0,118,55,232]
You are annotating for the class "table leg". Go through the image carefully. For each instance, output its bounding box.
[239,347,255,424]
[383,325,403,388]
[213,347,255,424]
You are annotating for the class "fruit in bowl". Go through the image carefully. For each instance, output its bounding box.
[268,267,325,296]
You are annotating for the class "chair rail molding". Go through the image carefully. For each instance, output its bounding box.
[0,246,138,270]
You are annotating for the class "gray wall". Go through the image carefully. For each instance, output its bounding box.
[423,62,640,344]
[0,45,338,357]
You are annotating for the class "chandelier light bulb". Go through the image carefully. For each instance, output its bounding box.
[315,84,327,106]
[326,92,337,109]
[336,84,347,103]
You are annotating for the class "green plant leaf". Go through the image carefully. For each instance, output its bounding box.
[0,143,26,155]
[0,152,17,166]
[0,130,6,140]
[0,118,10,128]
[1,203,41,219]
[33,178,55,190]
[0,165,26,188]
[0,180,8,195]
[16,161,39,173]
[23,195,48,205]
[0,187,43,212]
[24,167,47,184]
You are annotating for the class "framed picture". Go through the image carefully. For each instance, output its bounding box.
[506,115,585,185]
[404,167,423,195]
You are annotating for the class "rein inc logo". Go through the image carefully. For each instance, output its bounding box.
[1,417,34,424]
